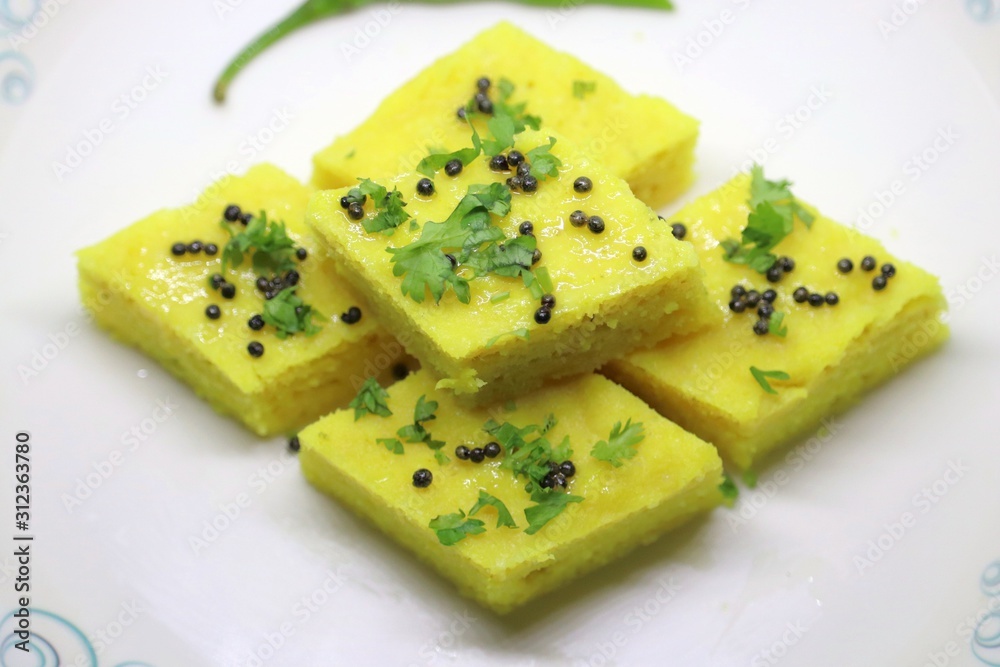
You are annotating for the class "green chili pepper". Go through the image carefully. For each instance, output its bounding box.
[212,0,674,103]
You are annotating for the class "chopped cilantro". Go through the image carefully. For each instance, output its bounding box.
[721,165,815,273]
[750,366,790,395]
[719,473,739,505]
[464,234,536,278]
[526,137,562,180]
[482,113,517,157]
[572,80,597,99]
[524,488,583,535]
[376,394,448,460]
[470,78,541,157]
[387,183,511,304]
[490,291,511,303]
[349,377,391,420]
[590,419,645,467]
[429,510,486,546]
[220,210,298,274]
[261,287,322,339]
[377,437,404,455]
[485,328,530,348]
[469,490,517,528]
[768,311,788,337]
[484,415,571,494]
[357,178,411,236]
[534,266,554,294]
[416,124,483,178]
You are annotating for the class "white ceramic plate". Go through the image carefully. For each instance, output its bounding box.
[3,1,1000,665]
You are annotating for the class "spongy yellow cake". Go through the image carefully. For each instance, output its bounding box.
[312,22,699,209]
[307,130,714,405]
[603,170,948,470]
[77,164,405,436]
[299,371,723,613]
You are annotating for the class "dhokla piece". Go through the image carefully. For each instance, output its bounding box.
[603,171,949,470]
[299,371,724,614]
[77,164,404,437]
[311,21,699,209]
[307,130,714,405]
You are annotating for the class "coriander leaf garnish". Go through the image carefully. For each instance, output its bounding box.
[469,78,541,157]
[524,488,583,535]
[526,137,562,180]
[484,328,530,348]
[484,415,570,494]
[748,166,815,229]
[750,366,790,395]
[261,287,323,338]
[379,394,448,461]
[719,473,739,505]
[429,510,486,546]
[387,183,510,304]
[768,311,788,337]
[482,113,517,157]
[377,437,404,455]
[721,165,814,273]
[464,234,536,278]
[590,419,645,467]
[490,291,511,303]
[416,124,483,178]
[349,377,392,420]
[220,210,298,274]
[572,80,597,99]
[357,178,411,236]
[469,490,517,529]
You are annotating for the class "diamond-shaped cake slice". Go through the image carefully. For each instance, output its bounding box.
[312,21,699,209]
[299,371,723,613]
[307,130,715,405]
[77,164,405,436]
[603,170,949,469]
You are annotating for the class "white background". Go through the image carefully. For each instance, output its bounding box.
[2,0,1000,665]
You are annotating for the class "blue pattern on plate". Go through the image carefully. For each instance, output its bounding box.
[967,0,1000,22]
[0,0,39,104]
[974,559,1000,665]
[0,609,152,666]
